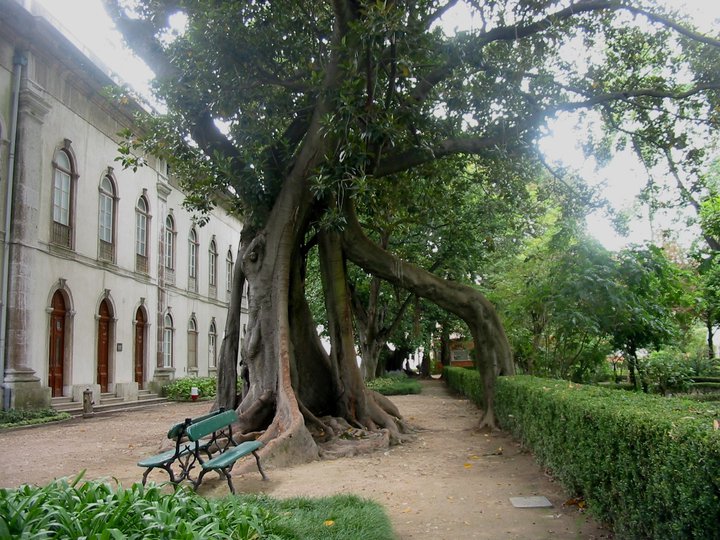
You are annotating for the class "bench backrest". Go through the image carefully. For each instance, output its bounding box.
[185,409,239,441]
[166,408,224,439]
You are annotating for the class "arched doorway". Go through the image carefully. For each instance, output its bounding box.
[134,308,146,389]
[97,299,111,392]
[48,291,66,397]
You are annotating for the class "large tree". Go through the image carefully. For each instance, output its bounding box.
[105,0,720,464]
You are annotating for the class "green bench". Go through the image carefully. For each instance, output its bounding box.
[184,409,268,494]
[137,408,268,494]
[137,409,223,485]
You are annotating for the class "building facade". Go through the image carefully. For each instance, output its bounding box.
[0,0,245,409]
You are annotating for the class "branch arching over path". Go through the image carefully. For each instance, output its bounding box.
[341,201,514,428]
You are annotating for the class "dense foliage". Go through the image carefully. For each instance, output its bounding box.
[0,408,70,429]
[162,376,244,401]
[365,373,422,396]
[0,477,394,540]
[445,367,720,539]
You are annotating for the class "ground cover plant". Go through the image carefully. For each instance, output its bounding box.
[445,367,720,538]
[366,373,422,396]
[0,475,394,540]
[0,408,70,430]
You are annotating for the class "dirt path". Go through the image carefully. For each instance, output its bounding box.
[0,380,612,539]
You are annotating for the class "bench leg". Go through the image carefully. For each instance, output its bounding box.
[223,469,236,495]
[142,465,176,486]
[194,468,236,495]
[252,450,269,481]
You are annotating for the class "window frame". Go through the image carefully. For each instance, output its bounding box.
[98,174,117,262]
[51,146,77,248]
[187,316,198,372]
[208,320,217,369]
[162,312,174,368]
[188,227,198,291]
[135,195,150,273]
[225,249,234,294]
[208,238,218,295]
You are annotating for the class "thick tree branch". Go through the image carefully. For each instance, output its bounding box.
[375,134,510,176]
[411,0,720,105]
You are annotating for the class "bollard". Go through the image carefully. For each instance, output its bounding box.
[83,388,94,418]
[190,386,199,401]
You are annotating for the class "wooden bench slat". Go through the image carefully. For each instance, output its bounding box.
[201,441,263,470]
[166,409,223,439]
[137,443,193,468]
[185,409,239,441]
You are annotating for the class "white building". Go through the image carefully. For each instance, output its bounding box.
[0,0,245,409]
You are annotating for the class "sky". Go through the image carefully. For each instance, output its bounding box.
[28,0,720,251]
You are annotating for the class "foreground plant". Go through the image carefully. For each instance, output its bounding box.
[0,475,393,540]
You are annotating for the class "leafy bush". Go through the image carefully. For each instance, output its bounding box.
[366,373,421,395]
[162,376,242,401]
[0,476,394,539]
[163,377,217,400]
[0,408,70,429]
[447,370,720,540]
[643,349,693,394]
[444,365,484,405]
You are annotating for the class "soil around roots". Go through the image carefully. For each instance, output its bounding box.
[0,379,612,539]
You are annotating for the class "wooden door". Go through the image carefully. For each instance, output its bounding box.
[134,308,146,389]
[48,291,66,397]
[97,300,111,392]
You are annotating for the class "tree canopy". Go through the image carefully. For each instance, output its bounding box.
[105,0,720,463]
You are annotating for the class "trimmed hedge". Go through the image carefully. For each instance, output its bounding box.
[444,367,720,539]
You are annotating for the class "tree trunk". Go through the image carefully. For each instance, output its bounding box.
[341,202,514,428]
[440,325,452,369]
[318,229,370,425]
[707,316,715,360]
[215,240,246,411]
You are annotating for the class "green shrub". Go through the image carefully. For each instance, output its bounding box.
[0,475,394,540]
[366,373,422,395]
[690,376,720,384]
[162,376,243,401]
[689,381,720,393]
[444,365,484,406]
[643,349,693,394]
[0,408,70,429]
[458,371,720,540]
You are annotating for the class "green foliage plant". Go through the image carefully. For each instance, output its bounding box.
[643,349,693,395]
[0,475,394,540]
[366,373,422,395]
[0,408,70,429]
[444,367,720,539]
[162,376,243,401]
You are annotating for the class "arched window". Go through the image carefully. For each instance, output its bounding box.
[162,312,174,368]
[187,315,198,372]
[164,214,176,282]
[208,238,218,295]
[208,320,217,369]
[225,249,234,294]
[98,174,116,261]
[52,147,75,248]
[188,227,198,291]
[135,196,150,273]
